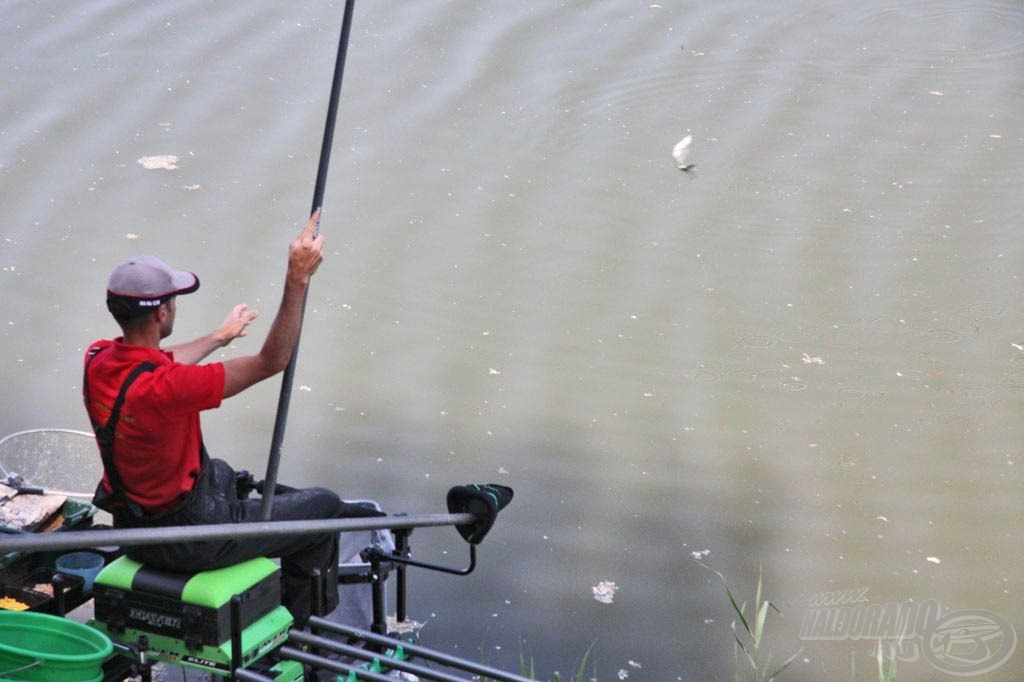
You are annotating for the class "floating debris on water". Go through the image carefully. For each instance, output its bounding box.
[672,134,696,172]
[138,155,179,170]
[497,467,509,474]
[614,661,643,679]
[386,615,426,635]
[182,184,201,191]
[928,91,943,96]
[926,556,941,564]
[593,580,618,604]
[691,549,710,560]
[125,233,139,240]
[488,368,502,375]
[802,353,825,365]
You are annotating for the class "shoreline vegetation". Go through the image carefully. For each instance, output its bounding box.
[496,566,901,681]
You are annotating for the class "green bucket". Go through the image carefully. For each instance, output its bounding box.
[0,612,112,682]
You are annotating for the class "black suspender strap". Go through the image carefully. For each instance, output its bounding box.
[83,346,156,514]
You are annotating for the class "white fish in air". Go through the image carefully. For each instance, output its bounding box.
[672,135,696,173]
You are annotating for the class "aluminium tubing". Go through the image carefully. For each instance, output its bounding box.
[0,512,475,554]
[277,646,398,682]
[307,617,541,682]
[233,670,276,682]
[291,630,471,682]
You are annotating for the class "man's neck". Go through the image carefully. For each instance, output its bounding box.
[121,326,162,348]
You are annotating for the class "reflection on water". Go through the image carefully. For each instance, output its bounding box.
[2,0,1024,679]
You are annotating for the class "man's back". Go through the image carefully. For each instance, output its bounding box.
[84,339,223,512]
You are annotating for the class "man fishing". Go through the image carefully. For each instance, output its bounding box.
[83,209,378,626]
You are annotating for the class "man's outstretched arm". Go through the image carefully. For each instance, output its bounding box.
[166,303,260,365]
[220,210,324,399]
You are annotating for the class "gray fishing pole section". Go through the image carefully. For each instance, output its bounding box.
[0,513,474,554]
[261,0,357,520]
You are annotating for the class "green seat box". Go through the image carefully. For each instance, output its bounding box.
[93,555,282,650]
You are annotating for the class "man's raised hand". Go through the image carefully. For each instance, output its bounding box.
[215,303,259,346]
[287,209,325,285]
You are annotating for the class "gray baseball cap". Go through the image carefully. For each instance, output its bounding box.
[106,255,200,318]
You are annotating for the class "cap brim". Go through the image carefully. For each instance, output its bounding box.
[169,269,200,296]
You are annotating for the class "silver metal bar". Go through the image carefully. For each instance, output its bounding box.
[307,617,542,682]
[0,512,475,554]
[291,630,470,682]
[278,645,398,682]
[233,668,276,682]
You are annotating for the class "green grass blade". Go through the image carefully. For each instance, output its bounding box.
[754,567,763,616]
[753,599,770,648]
[732,627,749,655]
[726,587,752,635]
[732,621,751,654]
[710,566,753,636]
[518,648,536,679]
[875,644,898,682]
[574,640,596,682]
[732,624,757,671]
[766,647,803,681]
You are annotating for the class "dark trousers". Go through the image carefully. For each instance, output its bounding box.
[115,458,344,627]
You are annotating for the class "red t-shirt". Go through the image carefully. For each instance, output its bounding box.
[83,339,225,513]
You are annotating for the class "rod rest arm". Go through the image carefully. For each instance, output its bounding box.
[361,543,476,577]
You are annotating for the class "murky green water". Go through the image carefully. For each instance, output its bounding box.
[3,1,1023,679]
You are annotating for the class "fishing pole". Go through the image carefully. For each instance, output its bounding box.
[0,513,477,554]
[261,0,357,520]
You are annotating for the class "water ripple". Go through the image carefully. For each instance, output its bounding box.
[724,368,758,383]
[965,301,1006,318]
[781,379,808,392]
[847,2,1024,65]
[776,327,815,344]
[960,384,995,399]
[924,329,961,343]
[834,386,867,404]
[739,334,777,349]
[867,316,910,335]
